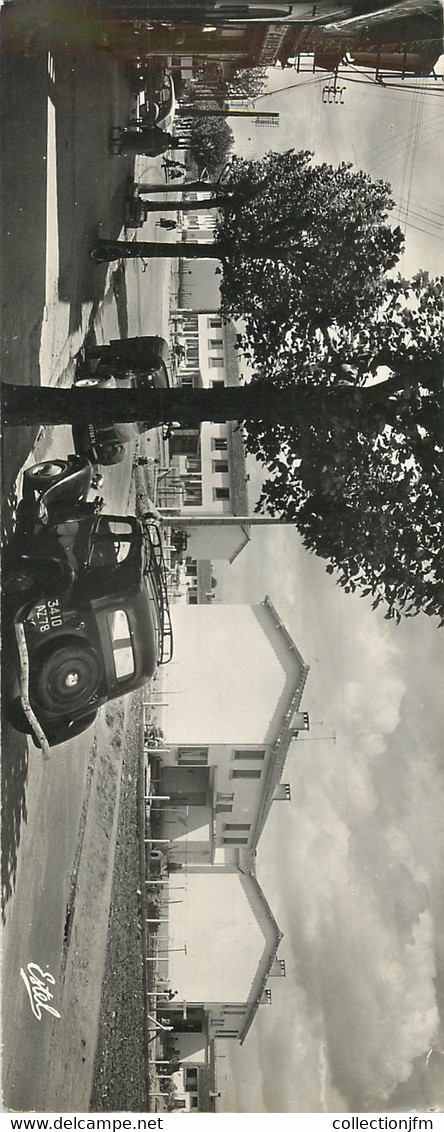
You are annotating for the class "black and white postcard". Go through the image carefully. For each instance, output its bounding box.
[1,0,443,1119]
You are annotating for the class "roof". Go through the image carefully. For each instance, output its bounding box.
[197,559,213,604]
[236,857,283,1044]
[228,423,250,516]
[199,1040,218,1112]
[249,596,310,849]
[223,322,251,519]
[228,523,251,564]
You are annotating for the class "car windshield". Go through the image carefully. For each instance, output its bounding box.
[89,518,134,568]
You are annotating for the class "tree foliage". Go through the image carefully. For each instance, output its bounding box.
[216,150,404,364]
[244,273,444,623]
[226,66,269,100]
[188,115,234,176]
[6,151,443,623]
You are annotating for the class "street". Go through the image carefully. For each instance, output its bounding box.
[1,10,179,1108]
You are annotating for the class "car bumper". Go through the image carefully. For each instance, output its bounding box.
[14,618,51,759]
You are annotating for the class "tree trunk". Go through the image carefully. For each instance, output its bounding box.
[136,181,222,195]
[91,240,225,263]
[143,196,227,213]
[176,107,279,120]
[1,382,314,428]
[1,374,426,430]
[90,237,302,263]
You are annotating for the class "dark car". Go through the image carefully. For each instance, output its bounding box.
[3,456,173,752]
[72,335,170,466]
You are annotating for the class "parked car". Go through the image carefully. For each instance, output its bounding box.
[72,336,170,466]
[129,73,176,130]
[3,456,173,750]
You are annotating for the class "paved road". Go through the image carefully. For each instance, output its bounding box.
[0,3,134,492]
[1,433,136,1111]
[1,187,177,1114]
[1,10,181,1100]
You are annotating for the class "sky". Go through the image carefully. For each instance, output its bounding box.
[211,61,444,1113]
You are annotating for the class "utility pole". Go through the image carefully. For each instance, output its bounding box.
[176,107,279,120]
[155,515,291,527]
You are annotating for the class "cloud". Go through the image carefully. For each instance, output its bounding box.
[253,612,444,1111]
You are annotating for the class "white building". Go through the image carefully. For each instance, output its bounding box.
[150,599,309,1054]
[167,318,251,563]
[158,598,309,862]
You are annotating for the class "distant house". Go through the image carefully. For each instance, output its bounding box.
[151,598,309,1067]
[165,318,251,564]
[182,558,217,604]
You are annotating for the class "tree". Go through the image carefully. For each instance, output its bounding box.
[4,149,443,622]
[93,151,403,370]
[3,274,443,623]
[188,115,234,176]
[226,66,269,101]
[215,150,404,364]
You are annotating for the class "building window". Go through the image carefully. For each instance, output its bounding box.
[185,1069,198,1089]
[209,358,224,368]
[209,318,222,328]
[217,792,234,803]
[216,1030,238,1037]
[212,438,228,452]
[213,487,230,501]
[191,1097,199,1110]
[178,747,208,765]
[222,836,249,844]
[212,460,229,474]
[208,338,223,349]
[223,823,251,831]
[234,750,265,760]
[216,803,233,814]
[211,379,224,387]
[230,768,262,780]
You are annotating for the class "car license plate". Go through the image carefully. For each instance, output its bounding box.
[33,598,63,634]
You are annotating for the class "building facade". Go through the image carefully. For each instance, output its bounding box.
[149,598,309,1067]
[157,598,309,865]
[166,315,251,562]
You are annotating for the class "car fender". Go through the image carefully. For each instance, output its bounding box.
[40,455,93,510]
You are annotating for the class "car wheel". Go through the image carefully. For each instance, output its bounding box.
[3,564,36,596]
[3,554,69,599]
[35,644,101,713]
[25,460,70,491]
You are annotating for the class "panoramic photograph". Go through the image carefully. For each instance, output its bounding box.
[1,0,443,1116]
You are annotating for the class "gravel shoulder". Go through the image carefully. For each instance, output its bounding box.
[90,691,150,1113]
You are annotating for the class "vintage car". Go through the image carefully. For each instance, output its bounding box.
[4,455,173,751]
[129,72,176,130]
[72,336,170,466]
